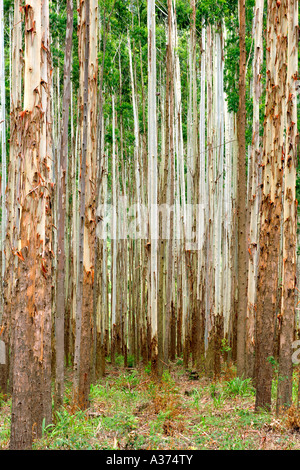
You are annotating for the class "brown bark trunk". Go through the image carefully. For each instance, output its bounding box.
[55,0,73,409]
[255,0,285,411]
[10,0,53,448]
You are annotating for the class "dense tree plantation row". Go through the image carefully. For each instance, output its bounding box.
[0,0,299,451]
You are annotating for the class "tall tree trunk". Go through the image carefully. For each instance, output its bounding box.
[10,0,53,449]
[2,0,22,398]
[147,0,158,375]
[0,0,6,279]
[92,3,114,381]
[111,93,117,366]
[236,0,248,378]
[55,0,73,409]
[276,0,298,412]
[246,0,264,379]
[73,0,91,410]
[0,0,7,395]
[164,0,175,366]
[255,0,286,411]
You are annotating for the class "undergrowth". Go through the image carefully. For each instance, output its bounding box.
[1,361,300,450]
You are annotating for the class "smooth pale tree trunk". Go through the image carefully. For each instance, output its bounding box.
[213,27,224,377]
[231,118,239,362]
[205,24,214,371]
[3,0,22,396]
[223,97,234,344]
[188,0,202,371]
[276,0,298,412]
[70,87,80,364]
[223,23,233,348]
[164,0,175,366]
[246,0,263,379]
[206,25,226,374]
[236,0,248,378]
[0,0,5,278]
[147,0,158,375]
[197,24,207,368]
[128,32,145,364]
[158,71,166,377]
[99,143,108,377]
[92,5,113,380]
[0,0,7,395]
[111,94,118,366]
[119,156,128,365]
[172,6,185,359]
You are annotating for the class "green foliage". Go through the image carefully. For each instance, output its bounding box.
[222,0,255,157]
[161,370,176,387]
[127,354,136,368]
[34,408,102,450]
[268,356,279,373]
[0,392,7,409]
[191,388,202,409]
[196,0,230,26]
[144,361,152,375]
[115,354,124,366]
[0,364,293,450]
[176,0,192,30]
[221,338,231,354]
[176,357,184,366]
[102,412,139,434]
[208,382,224,407]
[223,377,255,398]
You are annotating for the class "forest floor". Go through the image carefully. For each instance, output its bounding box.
[1,359,300,450]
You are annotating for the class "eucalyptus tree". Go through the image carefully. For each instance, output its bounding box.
[276,0,298,411]
[147,0,158,374]
[2,0,299,442]
[236,0,248,378]
[164,0,176,366]
[0,0,7,395]
[55,0,73,409]
[10,0,53,449]
[255,0,287,411]
[92,0,116,380]
[0,0,6,279]
[246,0,264,379]
[73,0,91,410]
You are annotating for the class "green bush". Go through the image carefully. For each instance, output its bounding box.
[223,377,255,398]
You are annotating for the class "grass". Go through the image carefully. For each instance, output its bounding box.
[1,361,300,450]
[222,377,255,398]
